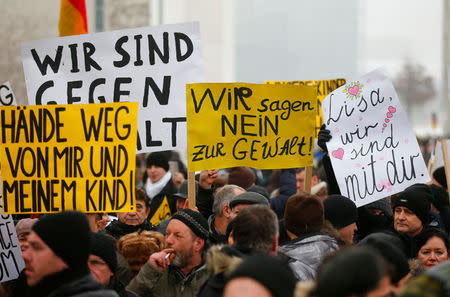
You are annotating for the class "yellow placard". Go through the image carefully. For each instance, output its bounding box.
[187,83,317,171]
[0,102,138,214]
[149,195,172,226]
[266,79,346,136]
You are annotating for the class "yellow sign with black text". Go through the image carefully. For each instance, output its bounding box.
[187,83,317,171]
[0,102,138,214]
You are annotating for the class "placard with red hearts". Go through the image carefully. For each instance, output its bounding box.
[322,68,430,207]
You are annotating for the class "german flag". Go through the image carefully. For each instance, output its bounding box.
[59,0,88,37]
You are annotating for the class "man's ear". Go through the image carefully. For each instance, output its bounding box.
[223,205,231,219]
[193,237,205,253]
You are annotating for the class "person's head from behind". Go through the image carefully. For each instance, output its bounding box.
[415,227,450,270]
[284,192,324,239]
[15,218,38,252]
[146,151,169,183]
[323,195,358,245]
[117,188,150,226]
[223,253,297,297]
[22,211,91,287]
[392,184,431,237]
[230,205,278,255]
[315,247,391,297]
[165,209,209,269]
[432,166,447,191]
[88,232,117,287]
[213,185,245,220]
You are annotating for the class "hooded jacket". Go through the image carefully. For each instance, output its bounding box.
[278,232,338,280]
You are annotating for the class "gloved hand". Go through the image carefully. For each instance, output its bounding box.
[317,124,331,153]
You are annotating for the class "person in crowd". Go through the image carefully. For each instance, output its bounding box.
[314,247,392,297]
[392,184,431,238]
[414,228,449,271]
[15,218,37,252]
[208,185,245,244]
[116,231,165,277]
[227,167,256,189]
[432,166,447,191]
[295,167,320,192]
[143,151,178,225]
[87,213,112,233]
[323,195,358,245]
[279,192,338,280]
[223,253,297,297]
[355,198,394,241]
[269,169,297,219]
[19,211,117,297]
[229,192,269,218]
[89,232,138,297]
[105,188,153,240]
[198,204,279,297]
[126,209,209,297]
[358,232,411,294]
[429,184,450,231]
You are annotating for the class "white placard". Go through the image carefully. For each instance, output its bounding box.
[432,139,450,171]
[322,68,430,207]
[0,174,25,282]
[21,22,204,153]
[0,82,17,106]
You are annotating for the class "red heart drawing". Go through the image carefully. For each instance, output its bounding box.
[332,148,344,160]
[348,85,359,96]
[383,123,387,127]
[386,112,393,118]
[388,106,396,113]
[385,119,390,123]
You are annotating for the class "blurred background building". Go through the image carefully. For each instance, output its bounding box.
[1,0,448,136]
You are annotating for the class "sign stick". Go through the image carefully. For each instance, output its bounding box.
[304,167,313,193]
[188,171,196,210]
[441,140,450,201]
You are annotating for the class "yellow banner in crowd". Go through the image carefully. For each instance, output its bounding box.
[187,83,317,171]
[0,102,138,214]
[266,78,346,137]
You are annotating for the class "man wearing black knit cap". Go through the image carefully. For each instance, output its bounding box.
[323,194,358,245]
[127,209,209,297]
[392,183,431,237]
[22,211,117,297]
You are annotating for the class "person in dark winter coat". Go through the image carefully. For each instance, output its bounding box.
[18,211,118,297]
[105,188,154,240]
[278,192,338,280]
[269,169,297,219]
[323,195,358,245]
[144,151,178,226]
[89,233,139,297]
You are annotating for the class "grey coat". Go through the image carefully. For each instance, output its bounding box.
[279,233,339,280]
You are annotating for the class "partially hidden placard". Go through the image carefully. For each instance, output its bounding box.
[0,102,138,214]
[21,22,203,153]
[322,68,430,207]
[266,78,346,137]
[187,83,317,171]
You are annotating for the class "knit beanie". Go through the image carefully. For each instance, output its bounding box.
[32,211,91,273]
[227,167,256,189]
[171,209,209,239]
[433,167,447,190]
[226,253,297,297]
[323,195,358,229]
[391,184,431,225]
[284,193,324,235]
[146,151,169,171]
[90,232,117,273]
[15,218,38,236]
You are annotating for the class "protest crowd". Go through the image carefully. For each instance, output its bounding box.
[1,2,450,297]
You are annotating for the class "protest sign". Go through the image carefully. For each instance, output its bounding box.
[0,178,25,282]
[322,68,430,207]
[266,79,346,136]
[0,102,138,214]
[432,139,450,171]
[0,82,17,106]
[187,83,317,171]
[21,22,203,153]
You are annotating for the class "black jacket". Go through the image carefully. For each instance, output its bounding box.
[104,220,153,240]
[147,179,178,224]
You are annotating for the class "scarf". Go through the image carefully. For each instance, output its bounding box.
[145,171,172,199]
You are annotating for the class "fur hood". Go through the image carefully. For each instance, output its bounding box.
[205,245,244,276]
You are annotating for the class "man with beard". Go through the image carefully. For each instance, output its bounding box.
[126,209,209,297]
